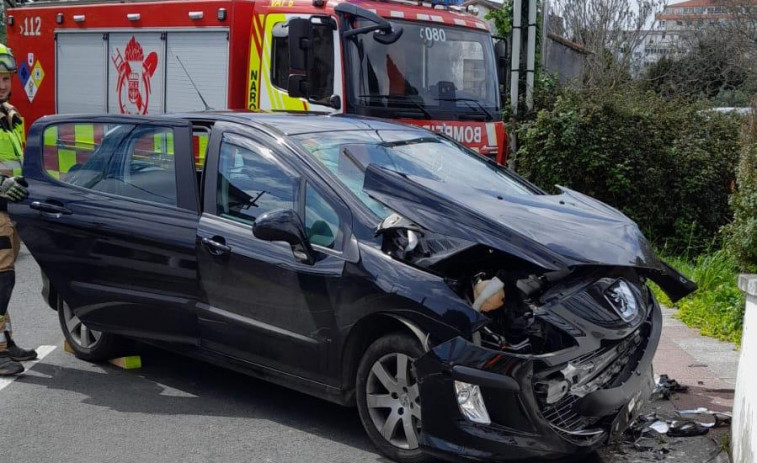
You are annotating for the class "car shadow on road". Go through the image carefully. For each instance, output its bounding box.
[16,343,606,463]
[17,344,386,458]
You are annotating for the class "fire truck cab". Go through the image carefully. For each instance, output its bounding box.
[7,0,507,162]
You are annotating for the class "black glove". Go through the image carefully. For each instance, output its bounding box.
[0,176,28,202]
[0,103,22,129]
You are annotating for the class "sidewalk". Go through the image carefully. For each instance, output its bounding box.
[596,307,739,463]
[653,306,739,413]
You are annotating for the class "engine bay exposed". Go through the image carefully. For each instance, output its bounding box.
[377,214,593,355]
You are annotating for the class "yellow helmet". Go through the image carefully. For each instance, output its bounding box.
[0,44,18,73]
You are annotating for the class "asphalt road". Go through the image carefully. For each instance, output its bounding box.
[0,247,618,463]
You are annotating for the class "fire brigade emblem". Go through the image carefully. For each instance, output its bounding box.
[112,36,158,114]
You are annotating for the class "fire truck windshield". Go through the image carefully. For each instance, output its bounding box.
[344,20,500,121]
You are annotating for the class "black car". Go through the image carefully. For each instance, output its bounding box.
[12,113,696,463]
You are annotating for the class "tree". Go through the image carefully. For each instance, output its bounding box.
[644,31,756,103]
[553,0,664,88]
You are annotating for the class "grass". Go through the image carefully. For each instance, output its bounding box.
[648,249,745,347]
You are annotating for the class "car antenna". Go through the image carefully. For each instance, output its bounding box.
[175,55,212,111]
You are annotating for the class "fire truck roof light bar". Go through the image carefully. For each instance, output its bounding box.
[127,13,141,21]
[361,0,466,10]
[73,15,86,23]
[188,11,204,20]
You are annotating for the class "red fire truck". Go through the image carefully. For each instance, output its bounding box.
[6,0,507,162]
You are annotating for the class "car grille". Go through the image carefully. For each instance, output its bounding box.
[537,329,645,444]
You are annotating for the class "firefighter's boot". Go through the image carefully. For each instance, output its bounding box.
[4,333,36,361]
[0,351,23,375]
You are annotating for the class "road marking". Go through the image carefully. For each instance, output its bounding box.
[0,345,57,392]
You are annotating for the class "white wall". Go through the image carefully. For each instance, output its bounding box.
[733,274,757,463]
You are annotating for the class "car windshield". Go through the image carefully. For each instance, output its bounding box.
[293,130,535,218]
[344,20,499,120]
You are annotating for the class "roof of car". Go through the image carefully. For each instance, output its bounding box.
[175,111,424,137]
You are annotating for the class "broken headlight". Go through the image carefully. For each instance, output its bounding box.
[454,381,491,425]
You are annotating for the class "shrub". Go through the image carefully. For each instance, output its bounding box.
[515,86,741,254]
[649,250,745,346]
[723,103,757,271]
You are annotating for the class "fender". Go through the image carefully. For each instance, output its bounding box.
[385,313,430,352]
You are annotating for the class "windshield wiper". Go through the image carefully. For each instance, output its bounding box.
[435,97,495,121]
[380,137,440,148]
[358,94,433,119]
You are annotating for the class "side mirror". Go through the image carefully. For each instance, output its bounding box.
[253,209,315,265]
[494,40,509,87]
[287,75,308,99]
[288,18,313,99]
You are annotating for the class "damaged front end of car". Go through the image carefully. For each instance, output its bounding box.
[363,165,697,461]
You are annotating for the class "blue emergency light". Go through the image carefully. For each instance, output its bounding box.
[430,0,464,6]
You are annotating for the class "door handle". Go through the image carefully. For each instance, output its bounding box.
[201,236,231,256]
[30,201,73,216]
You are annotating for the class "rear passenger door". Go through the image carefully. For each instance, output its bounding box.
[12,116,202,344]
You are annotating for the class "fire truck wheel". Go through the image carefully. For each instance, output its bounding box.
[356,334,433,463]
[57,296,122,362]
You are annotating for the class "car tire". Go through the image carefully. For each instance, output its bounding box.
[356,334,433,463]
[57,297,121,362]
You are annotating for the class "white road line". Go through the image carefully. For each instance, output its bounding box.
[0,345,57,392]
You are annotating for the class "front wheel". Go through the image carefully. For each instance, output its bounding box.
[356,334,432,463]
[57,297,121,362]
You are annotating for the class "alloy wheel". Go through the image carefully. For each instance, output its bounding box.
[62,302,102,349]
[365,352,422,449]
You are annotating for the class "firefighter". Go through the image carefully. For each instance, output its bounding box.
[0,43,37,376]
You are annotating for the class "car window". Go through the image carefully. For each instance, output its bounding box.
[193,128,210,171]
[216,137,296,225]
[293,129,535,218]
[305,183,341,249]
[43,123,179,206]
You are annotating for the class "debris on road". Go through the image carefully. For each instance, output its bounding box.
[675,408,732,429]
[667,420,710,437]
[653,374,689,400]
[605,375,734,461]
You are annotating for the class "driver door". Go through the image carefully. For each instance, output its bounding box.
[196,122,349,384]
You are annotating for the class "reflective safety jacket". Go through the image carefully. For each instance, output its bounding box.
[0,102,24,178]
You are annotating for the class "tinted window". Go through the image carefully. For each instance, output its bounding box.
[44,123,179,206]
[193,128,210,171]
[216,136,296,224]
[305,184,341,249]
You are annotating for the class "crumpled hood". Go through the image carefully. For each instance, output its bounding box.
[363,165,696,301]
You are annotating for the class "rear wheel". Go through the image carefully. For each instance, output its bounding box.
[356,334,432,463]
[57,297,120,362]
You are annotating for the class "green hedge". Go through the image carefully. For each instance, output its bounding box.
[723,108,757,271]
[514,88,741,254]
